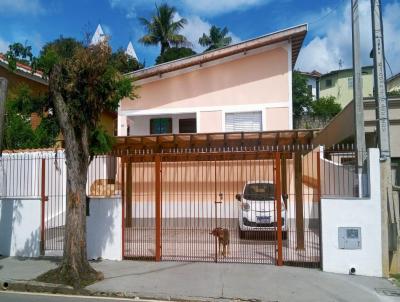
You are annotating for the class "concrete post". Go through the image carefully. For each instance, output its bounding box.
[0,77,8,154]
[370,0,398,275]
[351,0,366,197]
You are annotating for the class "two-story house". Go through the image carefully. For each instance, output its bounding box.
[117,24,308,136]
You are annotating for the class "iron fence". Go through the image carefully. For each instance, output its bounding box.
[0,145,369,267]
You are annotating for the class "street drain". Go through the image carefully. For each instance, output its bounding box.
[375,288,400,297]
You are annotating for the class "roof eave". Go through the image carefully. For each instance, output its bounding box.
[127,24,307,81]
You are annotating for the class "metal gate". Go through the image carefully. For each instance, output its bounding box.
[122,150,322,267]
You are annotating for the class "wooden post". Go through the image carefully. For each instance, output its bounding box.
[155,155,162,261]
[0,78,8,154]
[295,152,305,250]
[125,160,132,227]
[275,152,283,266]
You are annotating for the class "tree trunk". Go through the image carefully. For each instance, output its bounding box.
[43,64,101,288]
[160,42,169,55]
[60,144,95,287]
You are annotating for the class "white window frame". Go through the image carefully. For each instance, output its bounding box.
[223,110,264,132]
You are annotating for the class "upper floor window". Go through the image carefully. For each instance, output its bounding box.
[150,118,172,134]
[225,111,262,132]
[348,77,353,89]
[179,118,197,133]
[325,79,333,88]
[307,85,313,96]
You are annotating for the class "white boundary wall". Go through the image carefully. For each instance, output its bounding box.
[321,148,382,277]
[87,197,122,261]
[0,198,41,257]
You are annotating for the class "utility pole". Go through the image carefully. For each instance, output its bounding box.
[351,0,366,197]
[0,77,8,155]
[370,0,398,275]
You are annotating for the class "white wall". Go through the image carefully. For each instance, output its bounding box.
[321,148,382,277]
[0,198,41,257]
[87,197,122,261]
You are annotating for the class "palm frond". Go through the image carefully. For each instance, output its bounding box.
[138,35,158,46]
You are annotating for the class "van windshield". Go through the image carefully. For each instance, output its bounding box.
[243,183,275,201]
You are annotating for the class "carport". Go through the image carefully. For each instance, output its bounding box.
[113,130,324,268]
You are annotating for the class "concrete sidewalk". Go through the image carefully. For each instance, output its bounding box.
[0,257,399,302]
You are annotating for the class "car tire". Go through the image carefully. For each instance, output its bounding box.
[282,231,288,241]
[239,229,246,239]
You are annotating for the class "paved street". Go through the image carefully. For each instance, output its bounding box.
[0,292,166,302]
[1,257,399,302]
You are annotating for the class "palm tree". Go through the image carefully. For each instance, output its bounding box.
[139,3,188,55]
[199,26,232,52]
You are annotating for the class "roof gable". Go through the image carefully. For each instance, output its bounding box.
[128,24,307,82]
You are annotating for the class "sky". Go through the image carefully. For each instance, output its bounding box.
[0,0,399,75]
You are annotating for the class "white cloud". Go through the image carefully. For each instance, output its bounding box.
[109,0,269,18]
[178,14,211,52]
[0,0,44,15]
[180,0,269,16]
[382,2,400,77]
[0,37,10,53]
[109,0,148,19]
[296,0,400,76]
[175,13,241,53]
[297,0,374,73]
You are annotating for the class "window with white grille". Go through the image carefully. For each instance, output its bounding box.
[225,111,262,132]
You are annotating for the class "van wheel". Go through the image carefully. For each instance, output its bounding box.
[282,231,288,241]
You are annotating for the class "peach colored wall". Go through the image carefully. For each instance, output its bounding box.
[265,107,289,131]
[199,111,223,133]
[121,47,289,111]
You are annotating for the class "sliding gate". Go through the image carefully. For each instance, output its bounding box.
[122,150,321,267]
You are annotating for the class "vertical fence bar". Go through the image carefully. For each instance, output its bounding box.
[275,152,283,266]
[316,151,323,268]
[121,157,126,259]
[40,158,46,255]
[126,160,132,228]
[155,154,162,261]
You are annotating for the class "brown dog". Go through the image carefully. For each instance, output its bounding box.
[210,227,230,257]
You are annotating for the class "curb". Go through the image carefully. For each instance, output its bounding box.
[0,280,260,302]
[1,280,89,295]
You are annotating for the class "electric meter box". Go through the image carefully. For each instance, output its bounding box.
[338,227,361,249]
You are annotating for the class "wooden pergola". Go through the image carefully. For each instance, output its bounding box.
[116,129,320,258]
[112,129,320,154]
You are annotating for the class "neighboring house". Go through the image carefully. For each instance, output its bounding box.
[387,73,400,93]
[0,54,47,96]
[118,24,307,136]
[0,53,117,136]
[313,96,400,186]
[319,66,374,107]
[299,70,321,100]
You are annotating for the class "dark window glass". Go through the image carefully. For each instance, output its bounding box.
[243,183,275,201]
[326,79,332,87]
[307,85,313,96]
[150,118,172,134]
[179,118,197,133]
